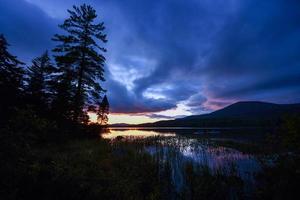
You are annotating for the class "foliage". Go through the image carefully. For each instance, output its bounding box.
[52,4,107,122]
[97,95,109,125]
[50,64,77,122]
[182,163,244,200]
[255,155,300,200]
[0,34,24,123]
[0,9,110,194]
[0,108,57,199]
[0,137,164,199]
[26,51,56,115]
[281,114,300,152]
[1,4,108,125]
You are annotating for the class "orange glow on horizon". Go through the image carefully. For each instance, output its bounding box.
[88,112,162,124]
[101,129,176,139]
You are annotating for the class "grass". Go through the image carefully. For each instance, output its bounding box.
[8,138,166,200]
[1,119,299,200]
[109,136,246,199]
[1,132,249,200]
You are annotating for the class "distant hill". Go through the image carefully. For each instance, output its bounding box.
[136,101,300,127]
[109,123,133,127]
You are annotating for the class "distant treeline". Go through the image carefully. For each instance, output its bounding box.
[140,117,283,128]
[0,4,109,126]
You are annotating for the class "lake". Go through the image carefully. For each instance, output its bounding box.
[102,127,266,194]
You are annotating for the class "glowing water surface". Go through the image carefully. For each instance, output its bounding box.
[103,127,262,192]
[102,128,176,139]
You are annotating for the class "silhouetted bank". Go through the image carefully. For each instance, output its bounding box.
[110,101,300,128]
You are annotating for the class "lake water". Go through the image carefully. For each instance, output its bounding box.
[102,127,264,194]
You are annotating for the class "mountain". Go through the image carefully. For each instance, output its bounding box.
[138,101,300,127]
[109,123,133,127]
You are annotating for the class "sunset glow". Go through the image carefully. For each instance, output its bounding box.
[101,129,176,139]
[88,112,164,124]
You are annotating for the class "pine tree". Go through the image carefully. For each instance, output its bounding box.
[0,34,24,122]
[27,51,55,113]
[52,4,107,123]
[50,63,76,122]
[97,95,109,125]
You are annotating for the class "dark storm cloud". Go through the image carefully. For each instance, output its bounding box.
[2,0,300,115]
[203,0,300,104]
[145,114,176,120]
[102,0,237,113]
[186,94,207,108]
[0,0,59,63]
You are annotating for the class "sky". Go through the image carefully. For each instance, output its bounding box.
[1,0,300,124]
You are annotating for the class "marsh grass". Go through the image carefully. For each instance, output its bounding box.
[110,136,246,199]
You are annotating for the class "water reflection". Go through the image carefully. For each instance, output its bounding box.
[148,136,259,186]
[102,128,176,139]
[103,128,260,172]
[103,128,261,192]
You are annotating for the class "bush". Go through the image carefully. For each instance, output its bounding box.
[281,114,300,152]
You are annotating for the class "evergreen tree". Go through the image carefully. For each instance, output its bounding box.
[52,4,107,123]
[97,95,109,125]
[50,63,76,122]
[0,34,24,122]
[26,51,55,113]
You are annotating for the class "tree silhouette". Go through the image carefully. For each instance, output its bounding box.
[50,63,76,122]
[26,51,55,114]
[97,95,109,125]
[52,4,107,123]
[0,34,24,122]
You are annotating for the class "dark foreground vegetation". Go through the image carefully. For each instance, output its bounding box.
[1,3,300,200]
[1,114,300,199]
